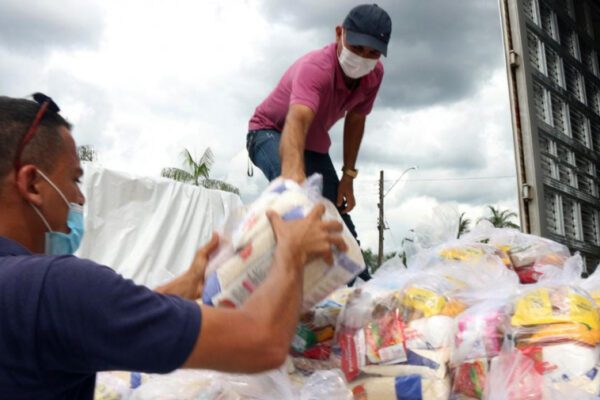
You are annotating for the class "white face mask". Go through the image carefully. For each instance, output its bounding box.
[338,34,378,79]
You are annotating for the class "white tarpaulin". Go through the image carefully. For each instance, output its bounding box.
[77,164,243,288]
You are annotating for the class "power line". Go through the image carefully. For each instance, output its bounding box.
[405,175,516,182]
[360,175,516,183]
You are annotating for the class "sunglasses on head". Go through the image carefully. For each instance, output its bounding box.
[13,93,61,172]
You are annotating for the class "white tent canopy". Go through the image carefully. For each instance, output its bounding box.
[77,164,242,288]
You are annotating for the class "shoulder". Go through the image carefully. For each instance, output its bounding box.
[41,255,139,302]
[293,44,337,79]
[46,255,119,283]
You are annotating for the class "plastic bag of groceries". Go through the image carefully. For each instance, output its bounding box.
[510,255,599,346]
[290,288,352,374]
[407,239,516,278]
[337,268,464,387]
[403,205,460,265]
[299,369,352,400]
[129,368,296,400]
[128,370,239,400]
[580,262,600,307]
[335,263,416,381]
[483,258,600,399]
[447,259,521,400]
[484,341,600,400]
[94,371,147,400]
[484,226,571,284]
[450,300,514,399]
[349,375,451,400]
[202,174,365,312]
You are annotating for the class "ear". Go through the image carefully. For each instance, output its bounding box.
[15,165,44,207]
[335,25,343,40]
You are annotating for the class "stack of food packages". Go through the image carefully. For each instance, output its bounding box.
[484,279,600,399]
[460,223,571,284]
[288,226,600,399]
[93,206,600,400]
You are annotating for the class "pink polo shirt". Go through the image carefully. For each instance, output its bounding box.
[248,43,384,154]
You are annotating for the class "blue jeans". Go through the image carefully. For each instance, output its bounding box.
[247,129,371,281]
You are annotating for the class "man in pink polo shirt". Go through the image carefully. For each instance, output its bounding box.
[247,4,391,280]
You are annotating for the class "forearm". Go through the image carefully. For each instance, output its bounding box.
[183,248,303,372]
[280,118,307,180]
[155,269,200,300]
[280,104,314,181]
[241,247,303,346]
[343,113,366,169]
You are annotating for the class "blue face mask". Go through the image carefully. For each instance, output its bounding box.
[31,170,85,255]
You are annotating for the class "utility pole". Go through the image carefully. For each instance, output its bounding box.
[378,170,384,267]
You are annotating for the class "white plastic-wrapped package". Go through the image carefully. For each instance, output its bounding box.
[350,375,451,400]
[457,220,572,284]
[128,370,239,400]
[408,240,514,274]
[202,175,365,311]
[94,372,134,400]
[580,262,600,307]
[129,368,296,400]
[299,369,352,400]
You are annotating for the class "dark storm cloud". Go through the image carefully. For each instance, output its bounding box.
[0,0,104,54]
[258,0,505,109]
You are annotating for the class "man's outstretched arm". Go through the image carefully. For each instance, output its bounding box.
[279,104,315,183]
[337,111,366,213]
[181,204,347,373]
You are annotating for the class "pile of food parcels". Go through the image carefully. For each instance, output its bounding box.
[94,181,600,399]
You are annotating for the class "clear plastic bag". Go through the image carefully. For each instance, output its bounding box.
[299,369,352,400]
[581,261,600,307]
[94,372,133,400]
[484,347,544,400]
[450,300,513,400]
[486,228,571,284]
[202,174,365,311]
[350,375,451,400]
[403,205,460,265]
[510,284,600,347]
[408,240,514,273]
[482,274,600,399]
[128,370,239,400]
[337,269,463,382]
[129,368,296,400]
[484,343,600,399]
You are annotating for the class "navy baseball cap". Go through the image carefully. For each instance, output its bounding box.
[343,4,392,56]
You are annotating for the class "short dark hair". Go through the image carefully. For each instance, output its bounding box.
[0,95,72,180]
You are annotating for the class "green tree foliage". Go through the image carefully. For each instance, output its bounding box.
[363,248,404,274]
[480,205,520,229]
[457,212,471,238]
[77,145,96,162]
[161,148,240,195]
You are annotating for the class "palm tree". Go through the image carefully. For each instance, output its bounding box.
[480,206,520,229]
[457,212,471,238]
[77,145,96,162]
[161,148,240,195]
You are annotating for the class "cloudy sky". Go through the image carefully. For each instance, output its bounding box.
[0,0,519,253]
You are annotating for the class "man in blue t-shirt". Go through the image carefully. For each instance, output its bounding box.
[0,94,347,399]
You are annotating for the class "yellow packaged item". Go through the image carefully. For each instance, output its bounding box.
[515,323,600,347]
[511,286,600,333]
[402,287,446,318]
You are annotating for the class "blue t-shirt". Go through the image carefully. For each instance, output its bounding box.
[0,236,201,399]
